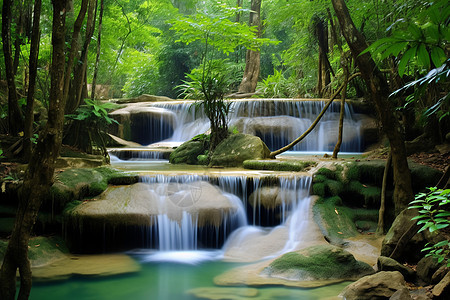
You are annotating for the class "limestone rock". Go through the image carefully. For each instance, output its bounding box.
[390,288,413,300]
[49,167,138,213]
[432,266,449,284]
[381,208,425,262]
[210,134,270,167]
[63,181,244,252]
[186,287,259,300]
[248,186,298,209]
[262,244,374,281]
[432,271,450,298]
[377,256,415,281]
[339,271,408,299]
[417,256,441,285]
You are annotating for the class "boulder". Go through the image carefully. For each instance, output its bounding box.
[339,271,408,299]
[210,134,270,167]
[377,256,415,281]
[169,138,208,165]
[381,208,427,262]
[432,271,450,299]
[48,167,138,213]
[417,256,441,285]
[390,288,413,300]
[261,244,374,281]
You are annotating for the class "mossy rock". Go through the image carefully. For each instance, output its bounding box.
[243,159,316,172]
[409,162,442,192]
[345,161,386,185]
[263,245,374,281]
[313,197,379,244]
[0,236,68,268]
[48,167,138,213]
[209,134,270,167]
[169,138,208,165]
[313,197,359,244]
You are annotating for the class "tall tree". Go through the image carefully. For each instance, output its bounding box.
[23,0,42,159]
[66,0,97,113]
[331,0,414,214]
[91,0,104,100]
[2,0,24,135]
[238,0,262,94]
[0,0,83,298]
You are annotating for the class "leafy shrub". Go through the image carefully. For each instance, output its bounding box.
[409,187,450,266]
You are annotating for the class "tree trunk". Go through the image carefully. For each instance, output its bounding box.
[332,53,349,159]
[331,0,413,214]
[377,150,392,236]
[67,0,97,113]
[91,0,104,101]
[238,0,261,94]
[63,0,89,112]
[23,0,42,160]
[2,0,24,135]
[0,1,68,298]
[315,18,331,96]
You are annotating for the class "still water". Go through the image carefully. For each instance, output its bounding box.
[29,254,348,300]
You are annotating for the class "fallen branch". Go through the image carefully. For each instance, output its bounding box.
[269,72,361,158]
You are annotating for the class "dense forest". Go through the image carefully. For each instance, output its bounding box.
[0,0,449,299]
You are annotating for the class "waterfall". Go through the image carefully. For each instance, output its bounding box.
[147,99,363,152]
[134,172,313,264]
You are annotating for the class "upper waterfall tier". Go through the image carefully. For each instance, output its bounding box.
[110,99,377,152]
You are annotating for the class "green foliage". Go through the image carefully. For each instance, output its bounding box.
[0,149,4,159]
[409,187,450,267]
[170,4,276,55]
[65,99,119,155]
[363,1,448,77]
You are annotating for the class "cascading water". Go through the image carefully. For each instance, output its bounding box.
[146,99,364,152]
[131,172,313,263]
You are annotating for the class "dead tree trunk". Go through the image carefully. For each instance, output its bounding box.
[332,0,413,214]
[238,0,261,94]
[269,72,360,158]
[0,1,68,299]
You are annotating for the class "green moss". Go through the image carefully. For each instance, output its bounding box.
[316,167,339,180]
[266,245,374,280]
[313,183,326,197]
[326,180,344,196]
[313,174,328,183]
[197,154,209,165]
[169,139,208,165]
[313,197,360,243]
[243,160,316,172]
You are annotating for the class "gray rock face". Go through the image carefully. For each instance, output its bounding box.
[339,271,408,300]
[377,256,415,281]
[209,133,271,167]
